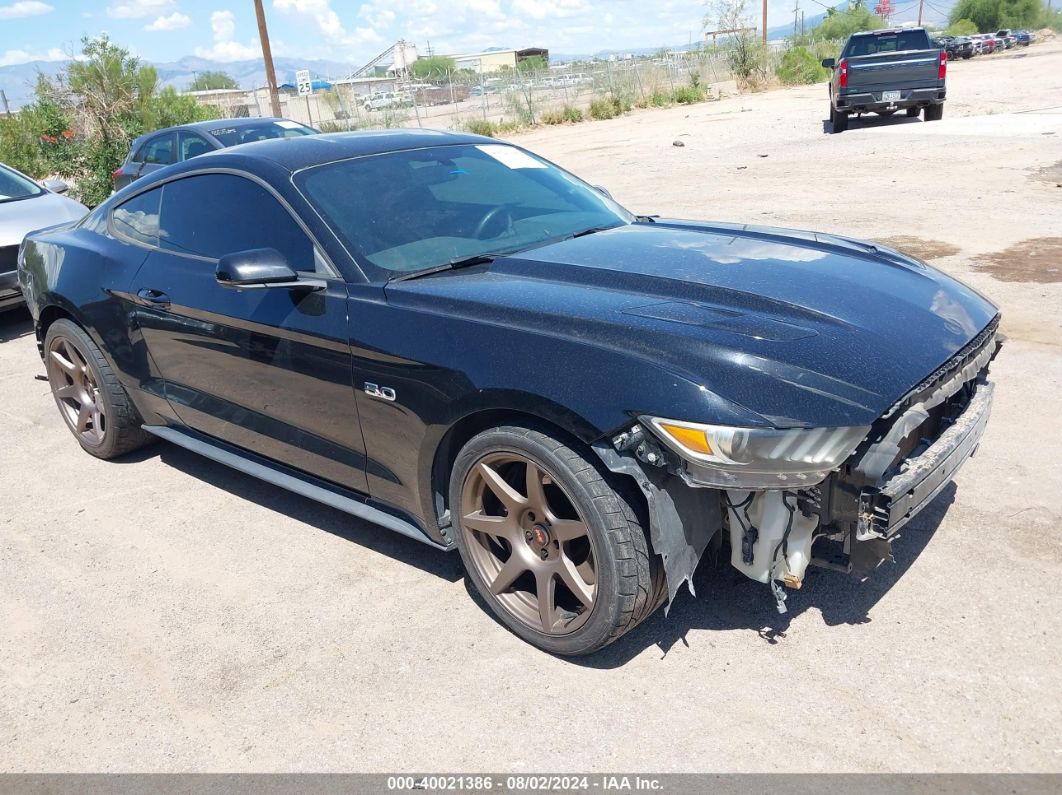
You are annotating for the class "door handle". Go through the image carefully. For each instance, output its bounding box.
[137,288,171,309]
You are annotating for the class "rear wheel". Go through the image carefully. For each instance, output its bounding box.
[449,424,665,655]
[924,103,944,122]
[830,104,848,133]
[905,106,921,118]
[44,319,151,459]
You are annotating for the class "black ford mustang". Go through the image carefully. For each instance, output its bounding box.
[18,130,1001,655]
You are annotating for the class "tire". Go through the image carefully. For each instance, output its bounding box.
[44,318,151,459]
[449,423,665,656]
[830,104,848,133]
[924,103,944,122]
[906,106,921,118]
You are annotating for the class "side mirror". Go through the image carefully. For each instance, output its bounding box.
[593,185,614,200]
[821,58,836,69]
[42,177,69,194]
[216,248,301,287]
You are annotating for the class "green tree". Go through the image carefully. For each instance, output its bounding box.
[410,55,456,79]
[707,0,769,89]
[813,5,885,40]
[948,0,1044,31]
[188,70,239,91]
[946,18,979,35]
[0,34,217,206]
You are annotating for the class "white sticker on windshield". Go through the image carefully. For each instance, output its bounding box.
[476,145,547,169]
[275,120,304,129]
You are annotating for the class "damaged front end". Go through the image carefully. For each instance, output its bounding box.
[595,318,1003,613]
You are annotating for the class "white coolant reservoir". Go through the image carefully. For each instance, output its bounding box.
[725,490,818,587]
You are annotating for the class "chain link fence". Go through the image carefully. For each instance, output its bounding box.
[194,48,787,135]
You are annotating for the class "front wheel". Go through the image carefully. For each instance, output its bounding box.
[449,424,665,655]
[924,103,944,122]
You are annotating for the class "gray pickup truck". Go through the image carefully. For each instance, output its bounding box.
[822,27,947,133]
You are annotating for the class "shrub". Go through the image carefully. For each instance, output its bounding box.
[650,92,672,107]
[539,109,566,125]
[776,47,830,85]
[561,104,583,123]
[464,119,497,137]
[589,98,619,120]
[672,85,708,104]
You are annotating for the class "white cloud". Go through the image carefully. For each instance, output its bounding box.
[274,0,382,48]
[145,11,190,31]
[194,9,259,61]
[510,0,588,21]
[0,46,66,66]
[107,0,174,19]
[0,1,53,19]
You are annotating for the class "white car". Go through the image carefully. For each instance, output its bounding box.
[363,91,411,111]
[0,163,86,312]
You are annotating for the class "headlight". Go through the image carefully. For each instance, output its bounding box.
[643,416,871,489]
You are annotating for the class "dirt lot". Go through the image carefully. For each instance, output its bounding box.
[2,41,1061,773]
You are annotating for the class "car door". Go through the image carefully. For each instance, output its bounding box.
[123,172,369,493]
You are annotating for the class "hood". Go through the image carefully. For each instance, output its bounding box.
[387,220,998,427]
[0,192,88,248]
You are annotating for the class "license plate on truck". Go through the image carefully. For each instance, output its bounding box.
[882,90,901,102]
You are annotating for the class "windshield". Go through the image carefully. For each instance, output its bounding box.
[295,143,631,279]
[208,120,316,147]
[0,164,44,203]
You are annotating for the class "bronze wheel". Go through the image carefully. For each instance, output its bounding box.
[43,319,151,459]
[449,424,666,656]
[46,334,107,447]
[460,452,598,635]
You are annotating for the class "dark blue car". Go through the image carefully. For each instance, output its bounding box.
[19,130,1001,655]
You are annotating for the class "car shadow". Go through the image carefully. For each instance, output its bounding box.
[824,113,925,134]
[139,441,464,583]
[0,307,33,342]
[569,483,957,669]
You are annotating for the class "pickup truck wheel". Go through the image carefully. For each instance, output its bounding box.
[924,104,944,122]
[905,107,921,118]
[450,424,665,655]
[830,105,848,133]
[44,319,151,459]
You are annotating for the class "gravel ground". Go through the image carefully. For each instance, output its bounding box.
[1,41,1060,773]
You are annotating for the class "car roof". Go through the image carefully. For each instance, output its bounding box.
[132,117,308,144]
[170,128,494,174]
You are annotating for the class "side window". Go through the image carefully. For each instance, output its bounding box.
[111,187,162,246]
[177,131,213,162]
[141,134,174,165]
[157,174,315,269]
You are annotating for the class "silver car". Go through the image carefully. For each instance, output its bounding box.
[1,163,87,312]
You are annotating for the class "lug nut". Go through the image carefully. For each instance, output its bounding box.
[539,549,548,559]
[525,531,533,541]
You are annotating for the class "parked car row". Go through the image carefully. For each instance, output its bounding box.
[933,29,1034,58]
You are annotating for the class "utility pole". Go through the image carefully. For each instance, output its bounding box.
[0,89,10,116]
[762,0,768,44]
[253,0,282,118]
[793,0,800,35]
[917,0,924,26]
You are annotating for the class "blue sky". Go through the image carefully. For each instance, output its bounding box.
[0,0,945,68]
